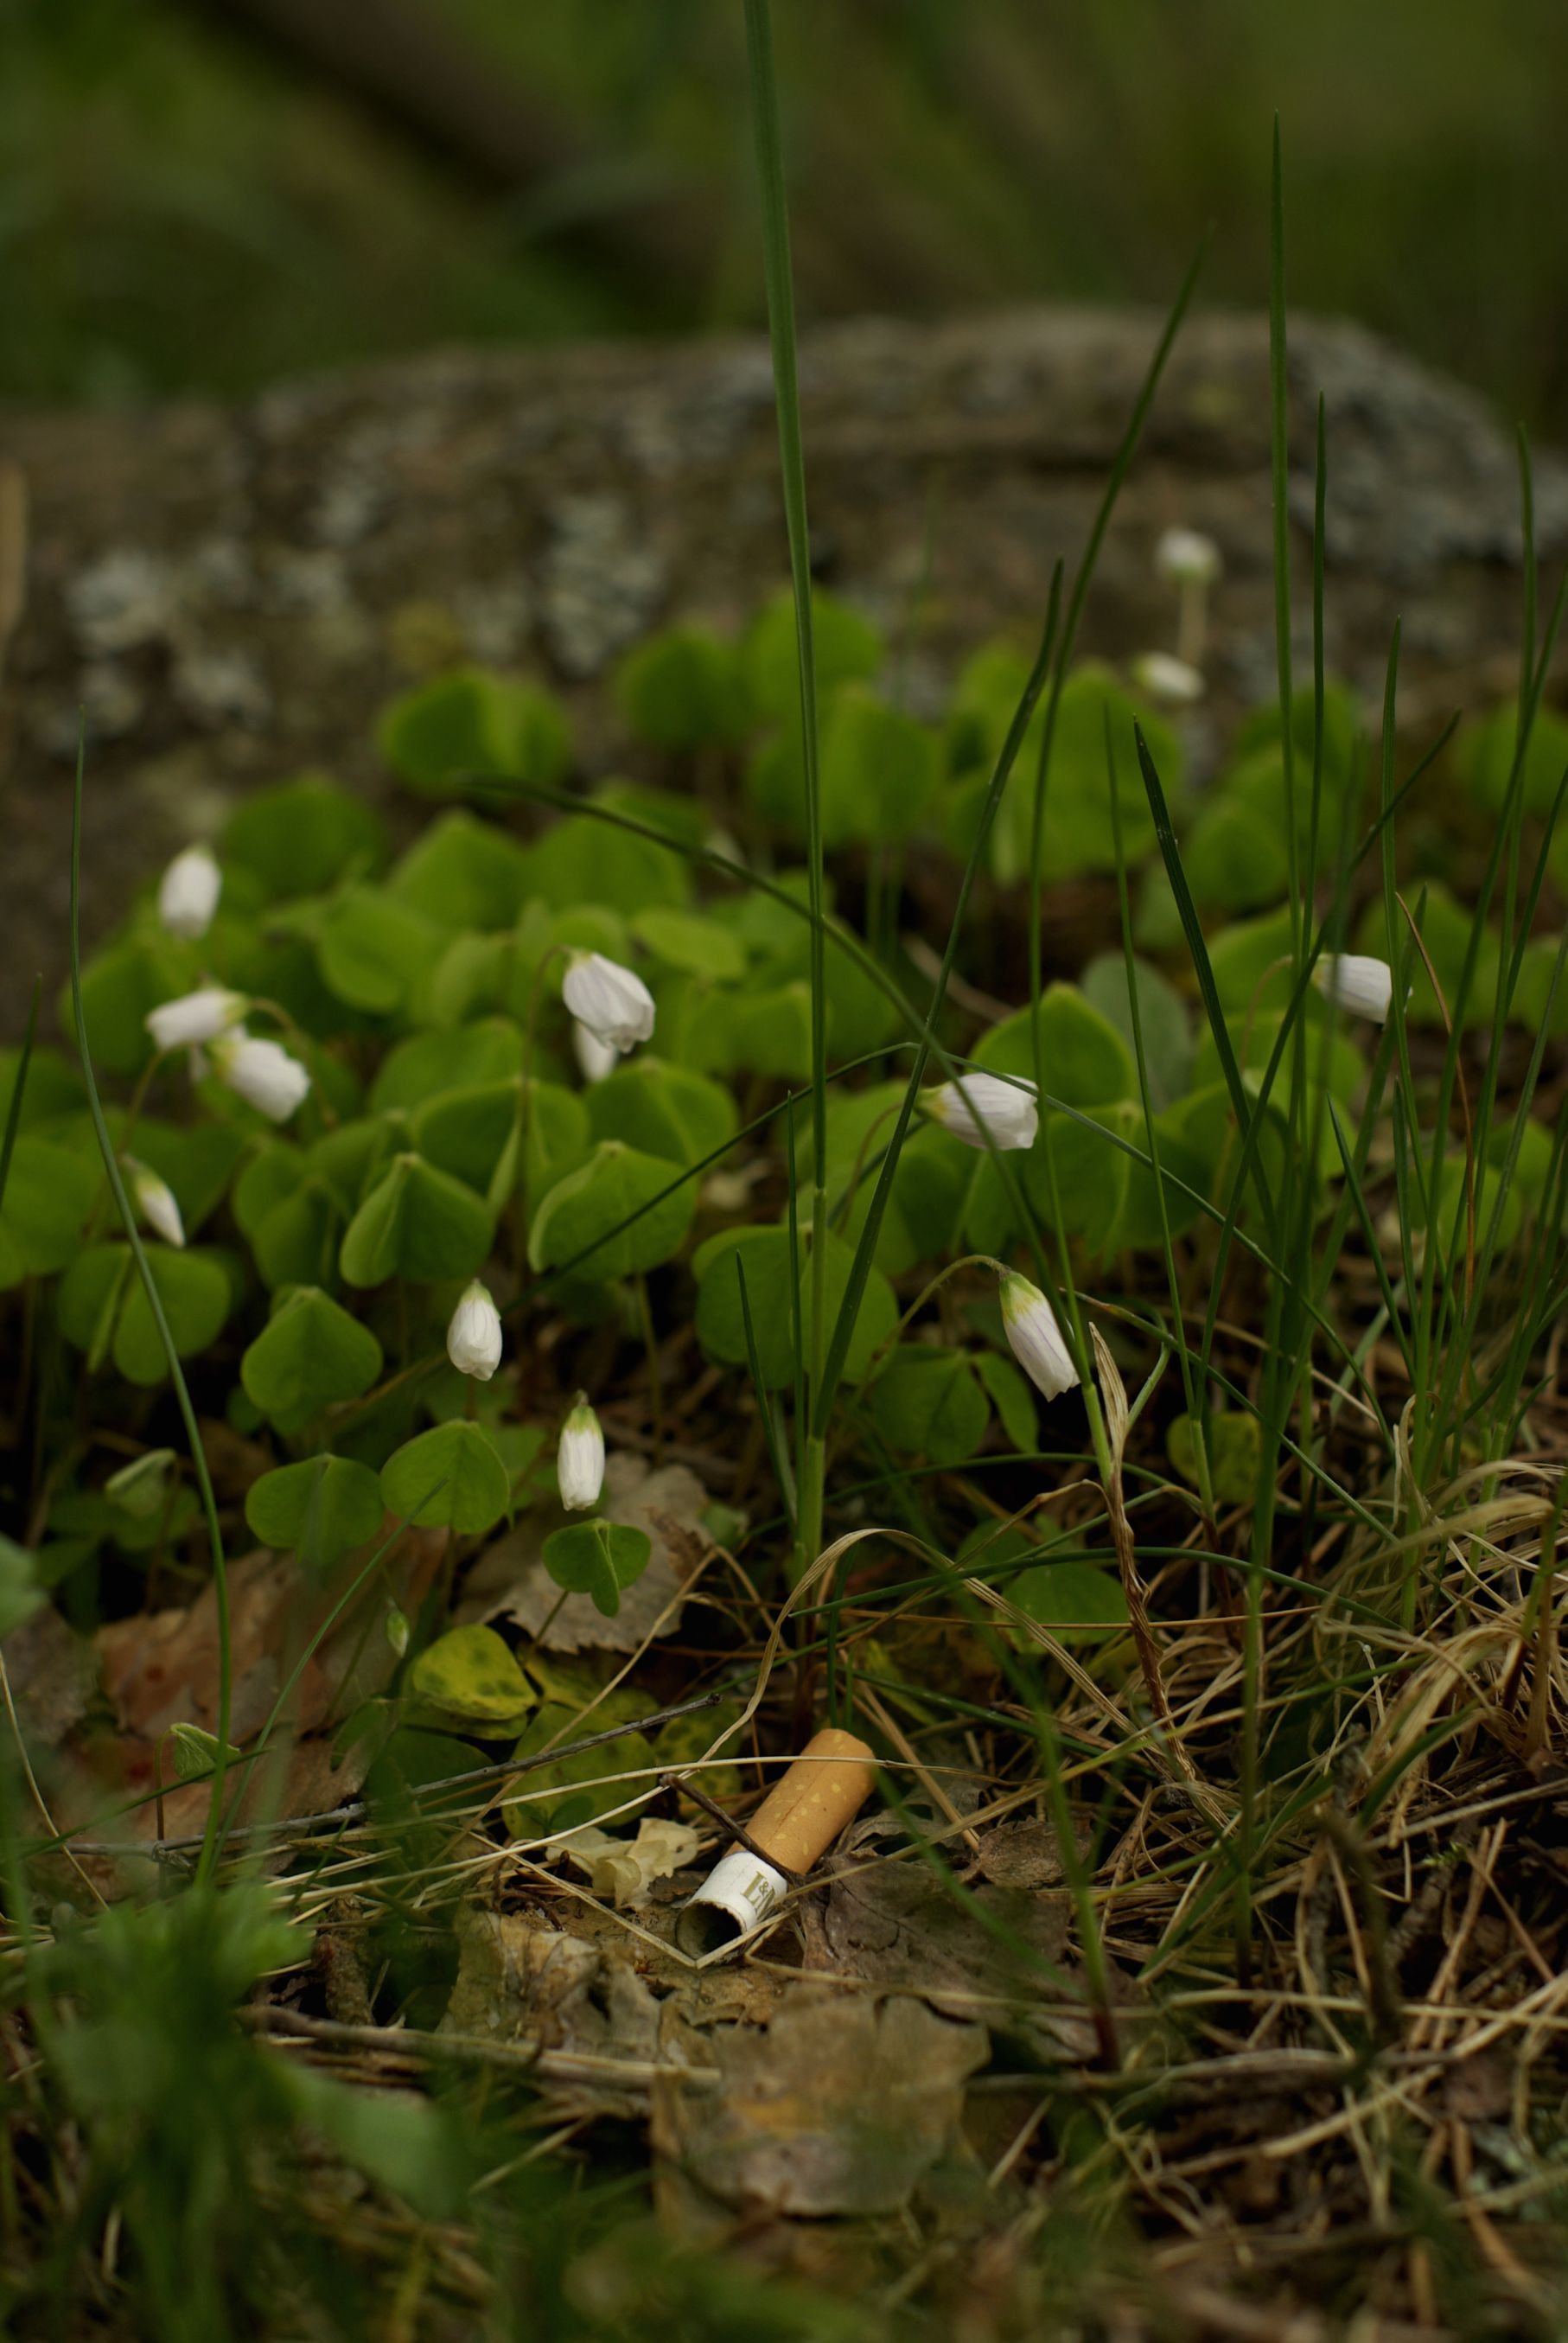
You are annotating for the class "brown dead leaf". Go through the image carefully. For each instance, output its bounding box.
[441,1906,665,2115]
[1,1603,97,1753]
[973,1815,1086,1890]
[816,1854,1107,2061]
[98,1549,334,1746]
[822,1856,1068,1996]
[445,1908,615,2048]
[197,1413,277,1503]
[653,1995,988,2217]
[465,1453,713,1653]
[95,1534,438,1746]
[118,1728,370,1848]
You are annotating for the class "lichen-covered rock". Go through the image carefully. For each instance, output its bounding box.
[1,307,1561,1030]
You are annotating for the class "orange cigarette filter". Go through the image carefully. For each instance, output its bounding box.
[745,1727,877,1874]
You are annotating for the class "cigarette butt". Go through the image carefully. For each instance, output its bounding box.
[675,1728,876,1959]
[747,1727,876,1874]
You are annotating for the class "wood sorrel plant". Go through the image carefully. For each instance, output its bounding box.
[0,32,1557,2035]
[7,67,1568,2333]
[0,309,1558,1862]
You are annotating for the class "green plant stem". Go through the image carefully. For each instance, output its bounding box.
[0,975,40,1215]
[69,727,233,1886]
[514,942,569,1270]
[634,1269,664,1461]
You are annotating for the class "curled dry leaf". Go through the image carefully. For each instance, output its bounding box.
[554,1815,703,1907]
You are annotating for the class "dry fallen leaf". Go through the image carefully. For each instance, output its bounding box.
[1,1603,97,1754]
[466,1453,713,1653]
[441,1906,664,2116]
[555,1816,704,1907]
[816,1853,1110,2060]
[96,1535,439,1745]
[973,1814,1090,1889]
[98,1549,334,1746]
[653,1995,989,2217]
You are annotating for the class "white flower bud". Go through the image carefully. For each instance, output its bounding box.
[925,1072,1038,1152]
[1131,651,1205,707]
[145,985,247,1053]
[1155,526,1222,586]
[156,844,222,940]
[209,1029,311,1122]
[704,825,745,868]
[1313,953,1394,1024]
[571,1018,620,1085]
[384,1606,410,1657]
[105,1447,177,1518]
[558,1395,605,1511]
[126,1159,185,1248]
[1000,1272,1080,1401]
[446,1279,503,1381]
[562,952,654,1054]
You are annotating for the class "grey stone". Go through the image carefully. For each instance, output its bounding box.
[1,305,1561,1031]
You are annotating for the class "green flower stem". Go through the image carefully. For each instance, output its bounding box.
[858,1254,1006,1395]
[246,996,339,1133]
[0,975,41,1214]
[634,1269,664,1463]
[514,942,569,1274]
[831,1099,903,1231]
[82,1047,165,1243]
[69,729,233,1887]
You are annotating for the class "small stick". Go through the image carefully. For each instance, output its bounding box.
[56,1688,728,1861]
[660,1770,804,1881]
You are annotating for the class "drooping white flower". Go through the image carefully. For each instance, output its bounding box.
[1131,651,1205,707]
[126,1158,185,1248]
[145,985,247,1053]
[571,1018,620,1085]
[1154,526,1222,586]
[447,1280,503,1381]
[1000,1272,1080,1401]
[562,952,654,1055]
[925,1072,1038,1152]
[1313,953,1394,1024]
[156,844,222,939]
[558,1395,605,1511]
[208,1028,311,1121]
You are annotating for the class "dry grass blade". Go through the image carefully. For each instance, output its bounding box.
[1093,1327,1227,1827]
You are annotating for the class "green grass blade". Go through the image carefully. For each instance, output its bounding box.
[742,0,825,1178]
[811,578,1061,1436]
[735,1249,796,1535]
[1268,116,1300,946]
[1026,230,1209,1170]
[1134,721,1274,1237]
